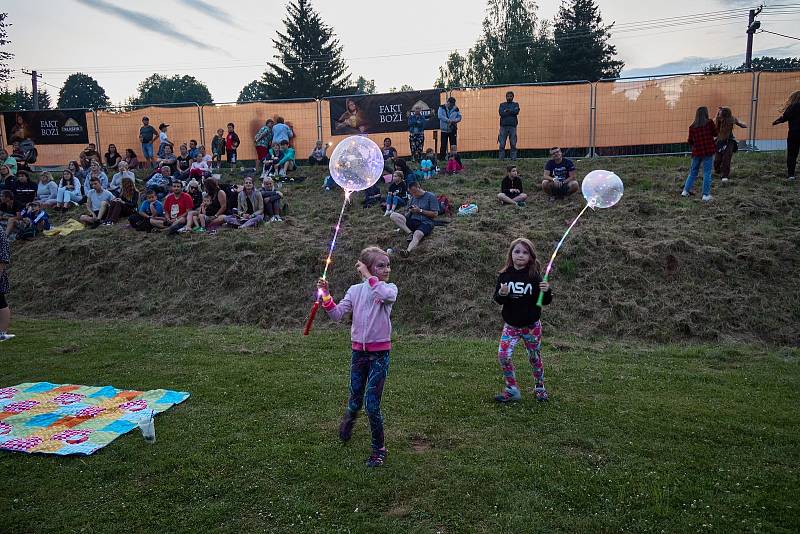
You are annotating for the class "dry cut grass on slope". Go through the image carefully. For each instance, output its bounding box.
[10,152,800,344]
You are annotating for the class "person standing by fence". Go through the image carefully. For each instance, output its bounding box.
[714,107,746,183]
[408,107,426,162]
[139,117,158,167]
[498,91,519,161]
[772,90,800,181]
[438,97,461,160]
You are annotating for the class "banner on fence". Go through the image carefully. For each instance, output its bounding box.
[327,90,441,135]
[3,110,90,145]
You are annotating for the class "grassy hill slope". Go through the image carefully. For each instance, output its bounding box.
[10,152,800,344]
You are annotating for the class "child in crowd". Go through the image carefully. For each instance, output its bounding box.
[157,123,173,159]
[423,148,438,174]
[264,142,283,177]
[260,177,283,222]
[493,238,552,403]
[420,156,434,179]
[362,182,382,209]
[317,246,397,468]
[226,122,240,165]
[276,140,295,177]
[128,189,164,232]
[211,128,225,169]
[445,147,463,174]
[384,170,407,216]
[7,201,50,240]
[185,195,212,233]
[308,140,329,166]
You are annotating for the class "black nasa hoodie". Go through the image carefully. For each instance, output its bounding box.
[493,267,552,327]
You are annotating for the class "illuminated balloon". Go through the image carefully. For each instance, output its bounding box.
[581,170,623,209]
[329,136,384,192]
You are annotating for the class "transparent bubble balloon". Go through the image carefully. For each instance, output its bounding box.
[328,136,384,192]
[582,170,624,209]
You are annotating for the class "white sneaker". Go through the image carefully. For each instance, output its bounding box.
[269,216,277,222]
[0,333,15,342]
[681,190,690,197]
[276,216,283,222]
[702,195,713,202]
[721,177,729,182]
[383,210,390,216]
[789,176,796,181]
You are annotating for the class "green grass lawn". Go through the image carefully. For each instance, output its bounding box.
[1,319,798,532]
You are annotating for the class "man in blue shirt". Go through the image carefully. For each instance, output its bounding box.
[542,147,578,200]
[438,97,462,160]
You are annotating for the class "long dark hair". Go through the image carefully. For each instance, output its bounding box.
[204,178,219,196]
[691,106,710,129]
[499,237,542,278]
[60,169,74,187]
[394,158,411,176]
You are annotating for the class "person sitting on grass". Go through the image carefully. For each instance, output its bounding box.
[542,147,578,200]
[109,161,135,196]
[55,169,82,212]
[389,181,439,257]
[13,170,37,206]
[276,140,296,177]
[145,166,172,199]
[260,177,284,222]
[36,171,59,207]
[188,139,200,159]
[162,180,195,234]
[80,177,114,228]
[105,177,140,224]
[186,179,203,209]
[128,189,163,232]
[0,163,15,191]
[445,147,463,174]
[384,170,407,216]
[183,178,227,233]
[0,148,17,176]
[189,154,210,180]
[382,137,397,174]
[224,176,264,229]
[184,194,212,233]
[0,191,20,233]
[155,144,178,177]
[498,165,527,207]
[83,160,109,196]
[6,201,50,240]
[308,140,329,166]
[175,143,192,180]
[124,148,140,171]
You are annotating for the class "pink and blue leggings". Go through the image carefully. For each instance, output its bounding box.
[497,322,544,390]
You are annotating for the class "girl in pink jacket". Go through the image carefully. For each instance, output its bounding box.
[317,246,397,468]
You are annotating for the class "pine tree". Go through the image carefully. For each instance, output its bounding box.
[549,0,623,81]
[0,12,13,85]
[260,0,351,99]
[57,73,111,109]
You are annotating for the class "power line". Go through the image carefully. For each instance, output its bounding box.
[759,29,800,40]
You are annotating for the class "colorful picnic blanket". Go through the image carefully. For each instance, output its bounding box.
[0,382,190,455]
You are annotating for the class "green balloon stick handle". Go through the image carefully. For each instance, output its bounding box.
[536,274,549,308]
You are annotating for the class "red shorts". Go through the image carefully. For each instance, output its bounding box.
[256,146,269,161]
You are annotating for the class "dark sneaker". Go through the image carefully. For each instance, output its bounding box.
[338,411,356,443]
[494,386,521,403]
[516,201,526,208]
[366,449,386,468]
[535,386,549,402]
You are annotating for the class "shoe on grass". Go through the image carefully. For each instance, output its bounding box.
[702,195,713,202]
[681,190,690,197]
[516,201,526,207]
[365,449,386,468]
[535,386,549,402]
[0,333,15,342]
[721,177,729,182]
[494,386,521,403]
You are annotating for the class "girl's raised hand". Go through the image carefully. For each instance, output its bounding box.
[356,261,372,280]
[539,281,550,292]
[316,278,329,293]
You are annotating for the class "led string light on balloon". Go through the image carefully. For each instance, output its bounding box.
[303,136,384,335]
[536,170,624,307]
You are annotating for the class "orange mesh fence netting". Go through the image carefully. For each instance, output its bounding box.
[8,71,800,167]
[450,83,592,153]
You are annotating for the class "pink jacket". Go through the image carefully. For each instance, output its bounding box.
[322,276,398,351]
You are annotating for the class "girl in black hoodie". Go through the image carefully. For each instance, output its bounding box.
[493,238,552,403]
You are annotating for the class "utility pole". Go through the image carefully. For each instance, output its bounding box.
[745,6,763,70]
[21,69,43,109]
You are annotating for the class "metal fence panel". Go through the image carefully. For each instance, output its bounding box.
[753,71,800,150]
[450,82,592,154]
[201,100,319,163]
[593,72,755,156]
[95,103,202,163]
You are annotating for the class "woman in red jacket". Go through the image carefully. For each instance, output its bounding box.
[681,106,718,202]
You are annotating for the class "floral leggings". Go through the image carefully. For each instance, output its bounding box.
[497,322,544,390]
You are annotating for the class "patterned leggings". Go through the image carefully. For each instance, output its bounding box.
[347,350,390,451]
[409,133,424,161]
[497,322,544,390]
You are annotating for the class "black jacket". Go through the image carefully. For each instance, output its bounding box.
[776,103,800,134]
[493,267,552,327]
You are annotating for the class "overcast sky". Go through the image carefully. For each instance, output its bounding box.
[5,0,800,104]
